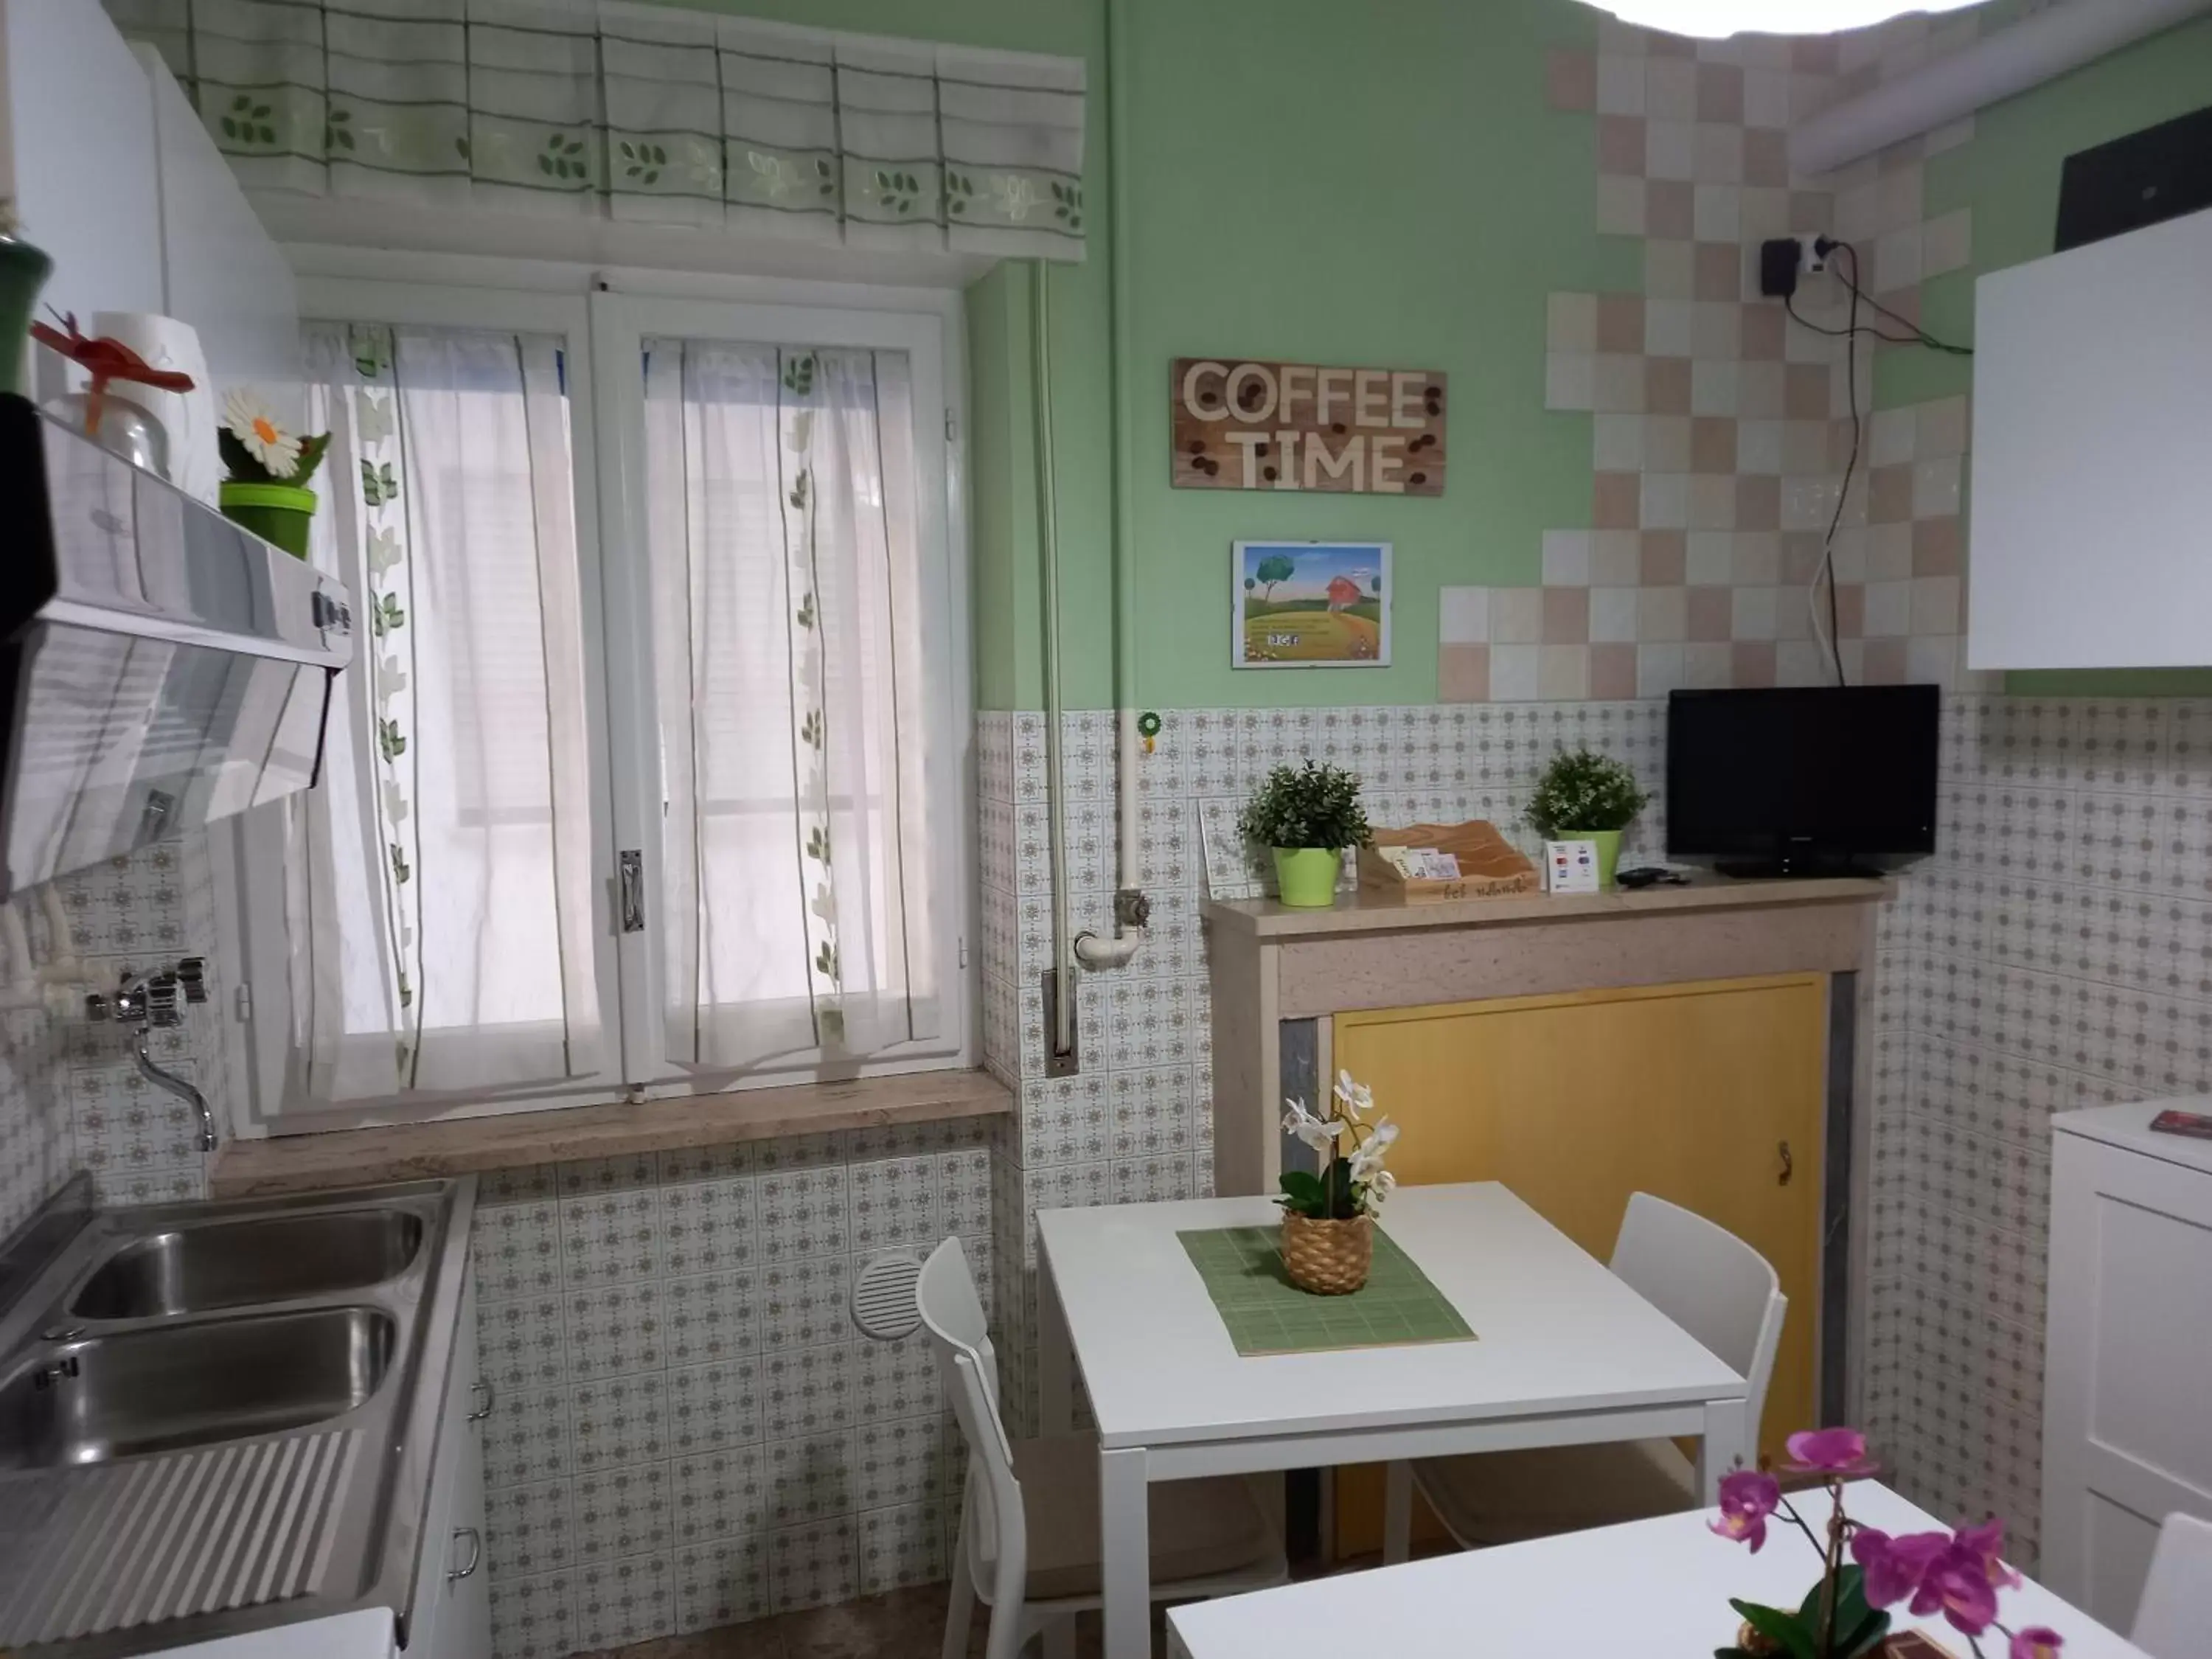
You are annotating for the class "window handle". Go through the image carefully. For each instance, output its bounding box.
[619,850,645,933]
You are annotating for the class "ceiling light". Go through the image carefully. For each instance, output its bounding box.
[1582,1,1988,38]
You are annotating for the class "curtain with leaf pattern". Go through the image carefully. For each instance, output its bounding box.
[644,339,936,1070]
[284,321,602,1105]
[103,0,1086,262]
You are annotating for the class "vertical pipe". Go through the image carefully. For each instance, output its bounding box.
[1107,0,1141,891]
[1032,260,1076,1056]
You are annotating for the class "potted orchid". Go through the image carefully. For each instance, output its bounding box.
[1712,1427,2064,1659]
[1276,1069,1398,1295]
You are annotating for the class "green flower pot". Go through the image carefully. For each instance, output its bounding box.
[220,481,316,559]
[1570,828,1624,890]
[1273,846,1343,908]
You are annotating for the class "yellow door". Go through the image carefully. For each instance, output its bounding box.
[1329,973,1826,1557]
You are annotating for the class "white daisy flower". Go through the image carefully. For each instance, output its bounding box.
[223,389,302,477]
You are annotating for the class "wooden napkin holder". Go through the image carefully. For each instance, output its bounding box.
[1357,821,1540,903]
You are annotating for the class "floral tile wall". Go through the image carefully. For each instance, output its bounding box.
[0,837,221,1240]
[476,1121,995,1659]
[984,694,2212,1578]
[1862,695,2212,1568]
[975,702,1674,1427]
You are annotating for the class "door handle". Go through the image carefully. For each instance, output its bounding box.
[619,850,645,933]
[467,1379,495,1422]
[448,1527,482,1582]
[1777,1140,1793,1186]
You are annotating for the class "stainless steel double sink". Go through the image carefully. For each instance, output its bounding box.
[2,1206,422,1470]
[0,1177,477,1656]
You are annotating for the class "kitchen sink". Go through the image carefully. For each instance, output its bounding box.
[69,1206,425,1319]
[0,1304,397,1469]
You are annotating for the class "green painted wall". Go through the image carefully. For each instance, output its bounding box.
[678,0,1615,710]
[1113,0,1630,709]
[674,0,2212,704]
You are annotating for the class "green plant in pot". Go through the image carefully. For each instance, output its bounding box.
[218,389,330,560]
[1238,761,1371,908]
[1526,746,1648,891]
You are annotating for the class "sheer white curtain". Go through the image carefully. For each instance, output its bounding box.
[285,322,602,1104]
[644,339,936,1069]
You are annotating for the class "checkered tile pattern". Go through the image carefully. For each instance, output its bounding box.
[1446,11,1986,702]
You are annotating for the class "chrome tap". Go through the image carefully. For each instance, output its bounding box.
[86,959,216,1152]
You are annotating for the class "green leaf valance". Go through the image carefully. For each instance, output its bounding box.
[104,0,1088,262]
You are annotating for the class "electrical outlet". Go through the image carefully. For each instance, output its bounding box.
[1757,232,1834,299]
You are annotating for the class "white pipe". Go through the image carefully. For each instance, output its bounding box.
[1033,260,1077,1059]
[1790,0,2212,176]
[1073,712,1145,970]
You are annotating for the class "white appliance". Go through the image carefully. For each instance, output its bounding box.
[1968,206,2212,670]
[2041,1099,2212,1625]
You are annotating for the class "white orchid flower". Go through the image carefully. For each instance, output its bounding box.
[1281,1096,1343,1152]
[1359,1166,1398,1212]
[1332,1069,1374,1121]
[1349,1118,1397,1182]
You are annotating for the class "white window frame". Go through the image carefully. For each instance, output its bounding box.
[591,288,973,1092]
[213,266,975,1135]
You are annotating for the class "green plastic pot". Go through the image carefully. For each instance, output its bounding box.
[219,481,316,559]
[1570,828,1624,890]
[1273,846,1343,908]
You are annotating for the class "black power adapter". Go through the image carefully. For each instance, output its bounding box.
[1758,234,1839,299]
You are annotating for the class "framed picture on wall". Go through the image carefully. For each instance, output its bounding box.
[1232,540,1392,668]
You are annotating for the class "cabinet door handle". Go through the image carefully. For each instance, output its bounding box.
[467,1379,495,1422]
[448,1527,482,1582]
[1777,1140,1793,1186]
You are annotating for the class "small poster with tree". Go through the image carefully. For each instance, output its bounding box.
[1233,540,1391,668]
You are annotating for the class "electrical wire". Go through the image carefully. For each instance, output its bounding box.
[1784,238,1969,689]
[1837,257,1974,358]
[1815,262,1859,689]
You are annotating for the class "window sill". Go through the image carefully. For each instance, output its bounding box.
[208,1068,1013,1200]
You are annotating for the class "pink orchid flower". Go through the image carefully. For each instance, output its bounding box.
[1912,1540,2003,1635]
[2009,1628,2065,1659]
[1957,1517,2025,1590]
[1709,1468,1781,1553]
[1851,1527,1952,1608]
[1784,1426,1878,1477]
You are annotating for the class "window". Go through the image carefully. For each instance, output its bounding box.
[226,282,968,1126]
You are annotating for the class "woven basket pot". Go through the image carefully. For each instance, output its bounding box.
[1281,1211,1373,1295]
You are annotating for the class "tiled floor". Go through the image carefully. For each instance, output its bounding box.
[572,1582,1046,1659]
[582,1544,1449,1659]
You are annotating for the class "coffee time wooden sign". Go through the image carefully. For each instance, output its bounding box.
[1171,357,1446,495]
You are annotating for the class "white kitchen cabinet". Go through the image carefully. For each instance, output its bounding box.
[0,0,164,327]
[2041,1099,2212,1627]
[403,1274,493,1659]
[1968,207,2212,670]
[134,43,300,400]
[1,3,296,415]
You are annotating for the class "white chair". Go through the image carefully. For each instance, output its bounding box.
[2132,1511,2212,1659]
[1383,1192,1787,1561]
[918,1237,1287,1659]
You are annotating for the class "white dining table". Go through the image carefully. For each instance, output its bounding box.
[1166,1481,2146,1659]
[1034,1182,1754,1659]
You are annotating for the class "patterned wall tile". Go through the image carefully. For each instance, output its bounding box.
[0,838,218,1239]
[468,1116,991,1658]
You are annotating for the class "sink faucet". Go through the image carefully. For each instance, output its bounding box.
[88,959,217,1153]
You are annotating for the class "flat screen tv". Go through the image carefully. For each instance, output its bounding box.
[1666,686,1939,877]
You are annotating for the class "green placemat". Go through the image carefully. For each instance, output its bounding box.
[1178,1224,1478,1356]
